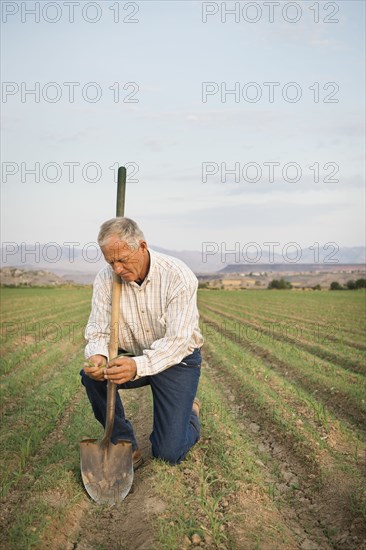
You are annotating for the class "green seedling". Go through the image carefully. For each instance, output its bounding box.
[85,352,134,369]
[84,360,105,369]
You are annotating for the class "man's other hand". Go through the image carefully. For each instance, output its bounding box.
[105,357,137,384]
[83,354,107,381]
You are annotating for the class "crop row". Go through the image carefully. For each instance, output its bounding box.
[199,293,366,350]
[200,301,365,375]
[199,290,366,334]
[0,288,92,497]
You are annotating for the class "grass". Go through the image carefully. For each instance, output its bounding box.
[0,287,365,549]
[199,305,366,431]
[151,372,298,549]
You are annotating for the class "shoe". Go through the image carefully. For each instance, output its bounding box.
[192,397,201,417]
[132,448,143,470]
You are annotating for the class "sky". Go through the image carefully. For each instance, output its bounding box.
[1,0,365,258]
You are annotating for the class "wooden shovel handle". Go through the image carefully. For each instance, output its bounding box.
[102,166,126,445]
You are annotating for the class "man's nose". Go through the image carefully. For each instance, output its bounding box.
[113,264,123,274]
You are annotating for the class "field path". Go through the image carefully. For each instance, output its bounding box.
[0,383,165,550]
[74,385,165,550]
[1,288,365,549]
[201,351,366,549]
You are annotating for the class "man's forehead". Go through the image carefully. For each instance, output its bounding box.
[101,239,131,256]
[102,237,129,249]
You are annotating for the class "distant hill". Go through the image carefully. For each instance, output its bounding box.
[0,243,225,278]
[220,263,366,274]
[149,246,226,273]
[0,267,74,287]
[1,243,365,280]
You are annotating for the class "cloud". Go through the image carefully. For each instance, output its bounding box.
[142,199,356,236]
[205,173,365,195]
[39,128,97,143]
[144,139,178,153]
[133,107,280,131]
[0,113,21,131]
[334,120,365,137]
[144,139,163,153]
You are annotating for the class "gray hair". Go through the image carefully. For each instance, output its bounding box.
[98,217,145,249]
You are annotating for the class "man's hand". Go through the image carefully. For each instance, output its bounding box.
[104,357,137,385]
[83,354,107,381]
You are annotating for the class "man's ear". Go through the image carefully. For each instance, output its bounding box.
[140,241,148,253]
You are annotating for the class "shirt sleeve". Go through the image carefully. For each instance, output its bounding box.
[84,269,112,360]
[133,275,200,377]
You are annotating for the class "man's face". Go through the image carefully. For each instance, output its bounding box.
[101,236,149,282]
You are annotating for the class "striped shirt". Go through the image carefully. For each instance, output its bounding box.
[84,249,204,378]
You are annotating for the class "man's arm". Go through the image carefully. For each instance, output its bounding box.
[84,269,112,360]
[106,278,200,383]
[131,276,202,377]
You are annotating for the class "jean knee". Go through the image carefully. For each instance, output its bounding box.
[152,443,184,465]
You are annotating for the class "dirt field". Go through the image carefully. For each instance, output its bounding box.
[1,287,365,549]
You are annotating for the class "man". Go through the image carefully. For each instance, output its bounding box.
[81,217,203,467]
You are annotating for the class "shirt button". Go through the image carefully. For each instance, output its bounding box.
[141,310,145,313]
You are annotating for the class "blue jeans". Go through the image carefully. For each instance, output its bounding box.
[80,348,201,464]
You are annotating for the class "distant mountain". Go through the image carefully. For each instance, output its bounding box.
[0,243,226,277]
[160,245,366,272]
[219,246,365,274]
[0,267,73,287]
[149,246,227,273]
[219,263,366,274]
[1,243,365,280]
[0,244,106,283]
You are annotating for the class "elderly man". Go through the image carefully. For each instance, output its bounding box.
[81,217,203,467]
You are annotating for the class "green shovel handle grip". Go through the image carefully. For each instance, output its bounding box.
[116,166,126,217]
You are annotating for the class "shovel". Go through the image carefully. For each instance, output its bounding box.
[80,166,134,504]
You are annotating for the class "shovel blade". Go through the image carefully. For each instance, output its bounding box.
[80,438,133,504]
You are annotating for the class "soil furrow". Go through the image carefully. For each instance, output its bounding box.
[0,303,89,358]
[200,313,366,434]
[0,386,86,541]
[202,303,365,375]
[202,352,366,550]
[1,384,162,550]
[199,296,366,351]
[72,385,163,550]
